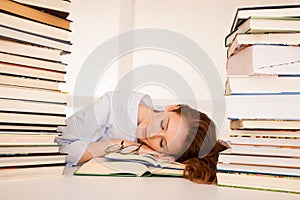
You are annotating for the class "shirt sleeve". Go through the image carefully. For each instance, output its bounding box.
[55,92,112,165]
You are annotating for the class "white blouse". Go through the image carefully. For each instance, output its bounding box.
[55,90,153,165]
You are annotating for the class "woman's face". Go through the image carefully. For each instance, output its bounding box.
[136,106,188,156]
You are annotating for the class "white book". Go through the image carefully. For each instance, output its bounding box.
[217,163,300,177]
[225,94,300,120]
[230,144,300,157]
[0,154,66,167]
[229,136,300,148]
[0,112,65,125]
[226,76,300,95]
[0,133,59,145]
[0,98,65,115]
[219,150,300,168]
[0,52,66,72]
[0,62,65,82]
[0,125,57,131]
[227,45,300,75]
[230,119,300,130]
[0,75,60,91]
[227,33,300,57]
[217,172,300,193]
[0,146,60,155]
[0,85,66,103]
[0,39,61,61]
[0,165,64,181]
[0,25,71,53]
[225,17,300,47]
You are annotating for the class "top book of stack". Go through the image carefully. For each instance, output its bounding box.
[0,0,72,53]
[225,5,300,47]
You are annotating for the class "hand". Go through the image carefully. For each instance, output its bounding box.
[138,145,175,161]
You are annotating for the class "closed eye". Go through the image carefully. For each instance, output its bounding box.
[160,119,165,130]
[159,138,164,148]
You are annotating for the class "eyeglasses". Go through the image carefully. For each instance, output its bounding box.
[105,141,143,154]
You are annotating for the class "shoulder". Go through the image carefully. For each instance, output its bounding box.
[103,90,152,107]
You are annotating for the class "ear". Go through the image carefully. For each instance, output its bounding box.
[165,105,180,112]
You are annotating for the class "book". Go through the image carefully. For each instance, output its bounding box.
[0,153,66,167]
[12,0,71,19]
[230,129,300,138]
[0,74,61,91]
[0,98,65,115]
[104,152,185,169]
[0,164,65,181]
[229,144,300,157]
[0,145,60,155]
[0,39,61,61]
[227,45,300,76]
[219,150,300,168]
[225,94,300,120]
[217,172,300,193]
[74,157,184,177]
[0,62,65,82]
[0,112,65,125]
[230,119,300,130]
[0,11,70,42]
[0,124,58,131]
[0,52,66,72]
[0,25,71,53]
[0,85,66,103]
[0,0,71,30]
[0,132,60,145]
[225,76,300,95]
[225,17,300,47]
[217,163,300,177]
[230,5,300,33]
[229,130,300,147]
[227,33,300,57]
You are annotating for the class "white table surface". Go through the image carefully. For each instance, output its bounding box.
[0,166,299,200]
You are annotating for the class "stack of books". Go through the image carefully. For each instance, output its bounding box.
[0,0,71,180]
[217,5,300,193]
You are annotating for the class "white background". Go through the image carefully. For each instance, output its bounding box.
[61,0,300,139]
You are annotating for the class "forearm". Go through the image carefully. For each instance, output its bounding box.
[78,140,140,163]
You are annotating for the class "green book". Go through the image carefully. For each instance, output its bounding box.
[74,156,184,177]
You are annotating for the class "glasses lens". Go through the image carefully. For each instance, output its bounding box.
[119,145,140,154]
[105,144,122,153]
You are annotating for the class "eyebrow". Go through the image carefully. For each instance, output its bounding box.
[165,117,170,131]
[161,136,169,152]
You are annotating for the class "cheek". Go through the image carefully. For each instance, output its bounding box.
[143,138,160,151]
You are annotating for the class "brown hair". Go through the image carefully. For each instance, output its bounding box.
[171,104,228,184]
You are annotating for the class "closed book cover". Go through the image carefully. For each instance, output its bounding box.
[230,5,300,34]
[0,0,71,30]
[12,0,71,18]
[0,11,70,42]
[225,17,300,47]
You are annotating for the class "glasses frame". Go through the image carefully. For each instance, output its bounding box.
[105,141,143,155]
